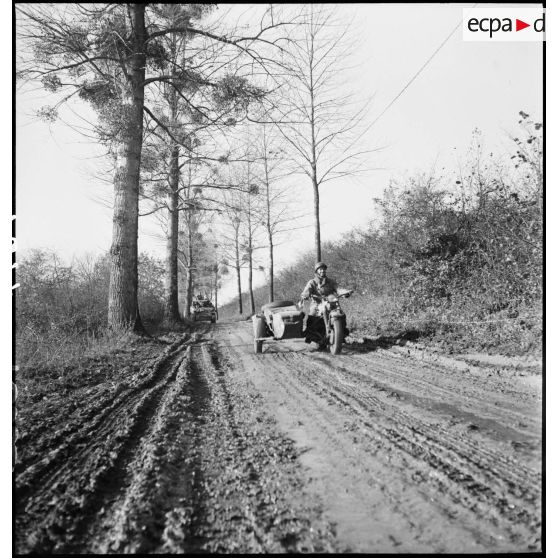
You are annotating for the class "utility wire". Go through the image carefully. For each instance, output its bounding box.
[357,4,478,140]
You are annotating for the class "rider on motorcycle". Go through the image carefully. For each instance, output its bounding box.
[301,262,338,315]
[300,262,340,343]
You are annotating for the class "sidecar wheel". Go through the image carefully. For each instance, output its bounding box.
[330,321,343,355]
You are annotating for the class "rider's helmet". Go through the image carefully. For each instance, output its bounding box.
[314,261,327,272]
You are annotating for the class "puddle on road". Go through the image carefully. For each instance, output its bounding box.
[384,385,539,448]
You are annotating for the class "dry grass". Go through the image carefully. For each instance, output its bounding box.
[16,325,136,377]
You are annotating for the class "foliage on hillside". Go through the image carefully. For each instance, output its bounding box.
[220,117,542,355]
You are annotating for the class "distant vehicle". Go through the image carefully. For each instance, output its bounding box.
[191,298,217,323]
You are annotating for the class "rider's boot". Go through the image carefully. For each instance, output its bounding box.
[304,315,316,343]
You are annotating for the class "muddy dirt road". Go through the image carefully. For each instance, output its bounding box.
[15,321,542,553]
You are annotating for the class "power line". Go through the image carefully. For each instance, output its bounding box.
[359,4,477,138]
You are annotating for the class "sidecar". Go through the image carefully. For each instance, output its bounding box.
[252,300,305,353]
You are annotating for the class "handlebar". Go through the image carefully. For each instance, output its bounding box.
[299,290,353,307]
[316,290,353,301]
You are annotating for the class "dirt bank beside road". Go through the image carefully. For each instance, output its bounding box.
[15,321,542,553]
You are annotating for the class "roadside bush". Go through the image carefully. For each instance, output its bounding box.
[16,250,167,369]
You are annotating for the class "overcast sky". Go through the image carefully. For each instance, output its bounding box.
[14,3,543,302]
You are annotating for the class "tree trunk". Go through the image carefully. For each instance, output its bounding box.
[309,36,321,263]
[268,231,274,303]
[264,153,274,303]
[234,228,243,315]
[214,265,218,317]
[162,35,181,326]
[186,221,194,318]
[247,192,255,315]
[248,243,255,314]
[163,145,182,325]
[108,4,145,333]
[312,176,321,262]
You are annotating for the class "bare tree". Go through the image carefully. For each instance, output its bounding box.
[270,5,372,261]
[218,168,252,316]
[212,126,299,310]
[220,205,245,315]
[177,160,208,319]
[253,124,302,302]
[243,163,260,315]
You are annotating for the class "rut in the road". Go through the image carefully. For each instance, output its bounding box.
[16,335,191,554]
[88,344,211,554]
[344,348,541,436]
[90,338,335,554]
[171,340,335,553]
[305,352,540,488]
[16,331,337,554]
[223,324,540,553]
[271,350,540,550]
[16,334,188,496]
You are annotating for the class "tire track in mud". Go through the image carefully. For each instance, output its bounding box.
[16,334,191,554]
[87,337,277,554]
[236,325,540,488]
[188,339,336,553]
[132,335,336,554]
[224,331,481,552]
[342,348,541,432]
[353,347,539,404]
[224,325,540,552]
[87,345,211,554]
[307,351,541,481]
[321,351,541,482]
[16,335,189,501]
[17,326,336,554]
[288,351,540,550]
[17,321,541,553]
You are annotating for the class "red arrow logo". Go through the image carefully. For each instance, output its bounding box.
[516,19,530,31]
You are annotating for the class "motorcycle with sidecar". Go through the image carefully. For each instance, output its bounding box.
[251,289,353,355]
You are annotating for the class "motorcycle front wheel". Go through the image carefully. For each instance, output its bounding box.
[329,320,343,355]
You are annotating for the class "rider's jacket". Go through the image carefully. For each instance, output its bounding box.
[301,275,338,315]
